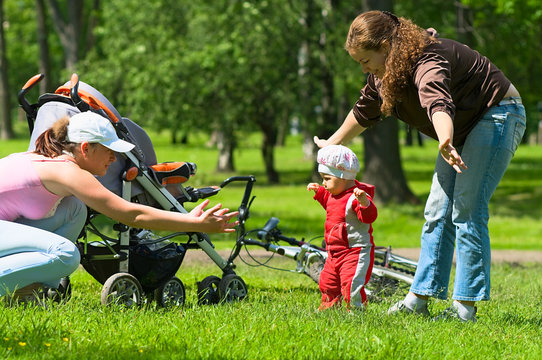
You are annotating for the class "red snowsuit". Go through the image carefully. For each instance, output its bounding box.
[313,180,377,310]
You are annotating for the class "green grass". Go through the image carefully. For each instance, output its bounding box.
[1,129,542,359]
[1,261,541,359]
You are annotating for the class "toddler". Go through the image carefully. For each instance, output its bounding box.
[307,145,377,310]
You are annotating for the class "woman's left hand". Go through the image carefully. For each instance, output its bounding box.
[189,199,239,233]
[439,139,467,173]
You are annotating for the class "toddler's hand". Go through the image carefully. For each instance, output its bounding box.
[353,188,370,207]
[307,183,319,192]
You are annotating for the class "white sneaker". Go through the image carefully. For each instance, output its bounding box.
[387,300,430,317]
[433,305,477,323]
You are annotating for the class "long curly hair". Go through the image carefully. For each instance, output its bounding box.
[345,11,437,115]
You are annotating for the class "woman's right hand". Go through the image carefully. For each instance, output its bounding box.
[313,110,366,149]
[189,199,239,233]
[313,136,331,149]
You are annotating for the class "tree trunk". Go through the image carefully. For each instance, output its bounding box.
[455,1,475,47]
[259,118,280,184]
[46,0,84,71]
[360,0,419,204]
[300,0,340,181]
[276,110,288,148]
[85,0,100,54]
[215,129,235,172]
[0,0,13,140]
[36,0,52,93]
[362,118,419,204]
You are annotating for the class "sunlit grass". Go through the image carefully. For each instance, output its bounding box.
[0,260,541,359]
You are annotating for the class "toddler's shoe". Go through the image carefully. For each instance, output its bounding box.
[387,300,430,317]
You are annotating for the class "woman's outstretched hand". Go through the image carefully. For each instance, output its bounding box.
[313,136,331,149]
[439,139,467,173]
[189,199,239,233]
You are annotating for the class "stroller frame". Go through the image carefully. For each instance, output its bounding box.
[19,73,251,307]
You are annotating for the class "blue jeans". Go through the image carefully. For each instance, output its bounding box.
[0,197,86,295]
[14,196,87,242]
[0,220,81,296]
[410,101,526,302]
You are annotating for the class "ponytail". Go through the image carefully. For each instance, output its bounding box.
[34,116,77,157]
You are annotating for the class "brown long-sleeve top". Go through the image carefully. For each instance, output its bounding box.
[352,35,511,146]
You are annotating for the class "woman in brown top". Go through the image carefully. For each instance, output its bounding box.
[314,10,526,322]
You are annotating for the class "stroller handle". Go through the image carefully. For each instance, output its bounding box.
[18,73,45,134]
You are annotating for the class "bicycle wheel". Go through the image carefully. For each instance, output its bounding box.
[366,265,414,301]
[306,258,325,284]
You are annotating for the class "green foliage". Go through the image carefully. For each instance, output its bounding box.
[80,0,193,135]
[4,0,542,142]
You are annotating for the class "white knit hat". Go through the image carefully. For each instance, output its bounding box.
[67,111,134,153]
[317,145,360,180]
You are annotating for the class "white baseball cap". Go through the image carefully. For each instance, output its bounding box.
[317,145,360,180]
[67,111,135,153]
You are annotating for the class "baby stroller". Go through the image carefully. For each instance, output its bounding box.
[18,73,252,307]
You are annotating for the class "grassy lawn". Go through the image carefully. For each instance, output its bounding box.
[1,126,541,359]
[1,261,541,359]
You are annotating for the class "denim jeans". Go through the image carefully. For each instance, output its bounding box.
[14,196,87,242]
[410,101,526,302]
[0,197,86,295]
[0,220,81,296]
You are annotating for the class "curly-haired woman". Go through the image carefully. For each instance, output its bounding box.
[314,10,526,322]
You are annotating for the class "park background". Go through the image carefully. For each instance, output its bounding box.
[0,0,541,359]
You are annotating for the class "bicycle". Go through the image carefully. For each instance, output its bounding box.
[220,176,418,302]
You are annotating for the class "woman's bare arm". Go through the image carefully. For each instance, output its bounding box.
[313,110,366,148]
[42,163,238,233]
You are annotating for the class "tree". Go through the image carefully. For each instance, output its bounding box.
[36,0,52,93]
[0,0,13,140]
[45,0,83,72]
[180,0,301,179]
[298,0,359,181]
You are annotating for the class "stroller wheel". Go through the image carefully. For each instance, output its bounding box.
[197,275,221,305]
[154,276,186,308]
[219,274,248,303]
[101,273,143,307]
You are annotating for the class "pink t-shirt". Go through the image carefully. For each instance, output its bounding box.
[0,152,65,221]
